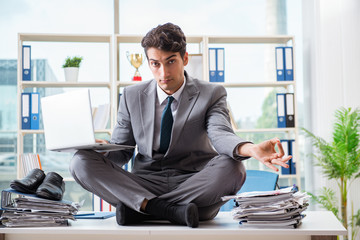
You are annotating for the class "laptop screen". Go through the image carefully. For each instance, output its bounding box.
[41,89,96,151]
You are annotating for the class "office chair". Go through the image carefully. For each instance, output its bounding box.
[219,170,279,211]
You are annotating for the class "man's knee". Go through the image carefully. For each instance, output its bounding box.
[69,150,100,180]
[211,155,246,193]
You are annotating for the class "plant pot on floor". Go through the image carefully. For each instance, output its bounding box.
[64,67,79,82]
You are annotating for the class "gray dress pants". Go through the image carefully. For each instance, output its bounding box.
[69,150,246,221]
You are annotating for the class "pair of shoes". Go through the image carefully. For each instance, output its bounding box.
[10,168,65,201]
[145,198,199,228]
[116,202,157,225]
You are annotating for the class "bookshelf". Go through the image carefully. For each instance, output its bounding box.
[205,35,300,188]
[16,33,113,179]
[17,33,300,189]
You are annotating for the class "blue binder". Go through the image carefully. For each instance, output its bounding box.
[216,48,225,82]
[22,45,31,81]
[275,47,285,81]
[21,92,31,129]
[280,140,291,174]
[30,92,40,129]
[209,48,217,82]
[285,93,295,127]
[289,139,296,174]
[284,47,294,81]
[276,93,286,128]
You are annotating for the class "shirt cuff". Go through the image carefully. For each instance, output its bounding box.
[233,141,253,160]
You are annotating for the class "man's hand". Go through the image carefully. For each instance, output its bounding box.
[95,139,109,144]
[95,139,109,155]
[238,138,291,171]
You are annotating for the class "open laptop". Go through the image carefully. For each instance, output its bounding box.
[41,89,134,152]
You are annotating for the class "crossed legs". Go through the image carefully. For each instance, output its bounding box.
[70,150,246,225]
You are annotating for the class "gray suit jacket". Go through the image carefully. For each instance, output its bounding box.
[108,73,249,174]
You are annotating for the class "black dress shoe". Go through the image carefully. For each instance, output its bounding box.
[10,168,45,194]
[145,198,199,228]
[116,202,156,225]
[36,172,65,201]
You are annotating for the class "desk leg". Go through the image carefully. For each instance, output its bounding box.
[311,236,337,240]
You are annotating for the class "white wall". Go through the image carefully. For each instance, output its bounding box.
[303,0,360,237]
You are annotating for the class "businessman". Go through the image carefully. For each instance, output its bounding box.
[70,23,291,228]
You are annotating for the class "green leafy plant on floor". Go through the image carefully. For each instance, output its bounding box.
[303,107,360,240]
[62,56,83,68]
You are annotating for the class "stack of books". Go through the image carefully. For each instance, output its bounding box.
[222,186,309,228]
[0,188,81,227]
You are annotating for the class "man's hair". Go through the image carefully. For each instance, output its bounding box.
[141,23,187,59]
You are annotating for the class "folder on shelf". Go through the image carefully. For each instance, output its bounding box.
[209,48,217,82]
[289,139,296,174]
[280,140,291,175]
[30,92,40,130]
[93,103,110,130]
[275,47,285,81]
[217,48,225,82]
[284,47,294,81]
[285,93,295,127]
[19,153,42,178]
[276,93,286,128]
[93,194,113,212]
[22,45,31,81]
[184,54,203,80]
[21,92,31,129]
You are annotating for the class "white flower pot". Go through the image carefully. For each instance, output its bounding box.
[64,67,79,82]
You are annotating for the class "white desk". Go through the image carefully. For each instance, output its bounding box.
[0,211,347,240]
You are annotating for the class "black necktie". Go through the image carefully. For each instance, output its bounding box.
[159,96,174,154]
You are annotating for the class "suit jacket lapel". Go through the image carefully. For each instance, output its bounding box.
[167,78,199,155]
[139,80,157,157]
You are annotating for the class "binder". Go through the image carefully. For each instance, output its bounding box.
[280,140,290,175]
[285,93,295,127]
[184,54,203,80]
[93,194,113,212]
[93,194,101,211]
[284,47,294,81]
[21,92,31,129]
[209,48,217,82]
[22,45,31,81]
[217,48,225,82]
[289,139,296,174]
[276,93,286,128]
[31,92,40,130]
[275,47,285,81]
[101,199,112,212]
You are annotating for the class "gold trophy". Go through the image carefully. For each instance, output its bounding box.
[126,51,145,81]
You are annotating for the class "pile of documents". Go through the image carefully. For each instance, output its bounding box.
[0,188,81,227]
[222,186,309,228]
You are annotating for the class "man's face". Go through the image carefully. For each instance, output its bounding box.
[146,47,188,95]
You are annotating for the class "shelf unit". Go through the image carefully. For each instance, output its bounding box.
[17,33,300,189]
[204,35,300,188]
[16,33,113,178]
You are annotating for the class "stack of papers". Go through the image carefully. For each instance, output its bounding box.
[0,188,81,227]
[222,186,309,228]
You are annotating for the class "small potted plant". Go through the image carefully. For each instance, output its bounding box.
[62,56,83,82]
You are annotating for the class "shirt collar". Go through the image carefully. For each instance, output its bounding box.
[156,77,186,105]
